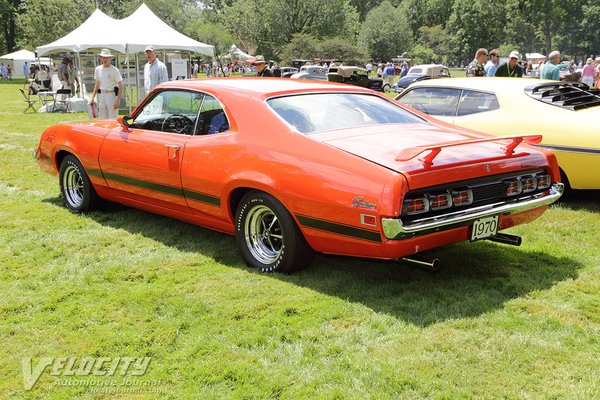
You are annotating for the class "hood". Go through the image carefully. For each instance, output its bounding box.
[309,123,550,189]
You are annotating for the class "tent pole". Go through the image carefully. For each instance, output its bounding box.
[126,46,132,113]
[135,53,140,104]
[76,53,82,99]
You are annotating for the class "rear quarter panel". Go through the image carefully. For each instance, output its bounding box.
[181,91,407,257]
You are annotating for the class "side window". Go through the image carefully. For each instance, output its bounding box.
[457,90,499,116]
[131,90,201,135]
[399,87,462,116]
[197,95,230,135]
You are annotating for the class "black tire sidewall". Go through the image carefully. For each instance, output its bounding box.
[59,155,94,213]
[235,192,300,273]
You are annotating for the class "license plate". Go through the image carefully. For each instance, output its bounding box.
[470,215,499,241]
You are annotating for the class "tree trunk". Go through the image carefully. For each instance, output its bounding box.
[544,24,552,55]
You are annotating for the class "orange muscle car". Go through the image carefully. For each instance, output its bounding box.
[35,78,563,273]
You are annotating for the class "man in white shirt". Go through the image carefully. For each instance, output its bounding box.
[90,49,123,119]
[143,46,168,94]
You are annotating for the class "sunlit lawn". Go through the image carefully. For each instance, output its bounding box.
[1,78,598,399]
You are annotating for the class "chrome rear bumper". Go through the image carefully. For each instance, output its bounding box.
[382,183,564,240]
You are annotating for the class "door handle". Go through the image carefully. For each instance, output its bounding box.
[165,144,180,159]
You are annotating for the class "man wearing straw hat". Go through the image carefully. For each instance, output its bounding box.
[90,48,123,119]
[252,55,272,77]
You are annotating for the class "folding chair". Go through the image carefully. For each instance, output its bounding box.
[53,88,71,113]
[19,88,37,113]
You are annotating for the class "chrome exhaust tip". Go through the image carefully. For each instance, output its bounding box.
[400,255,441,272]
[487,233,522,246]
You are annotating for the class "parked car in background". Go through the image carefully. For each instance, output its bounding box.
[290,65,328,81]
[557,63,580,82]
[392,64,451,93]
[36,78,563,273]
[327,65,386,91]
[395,77,600,190]
[279,67,298,78]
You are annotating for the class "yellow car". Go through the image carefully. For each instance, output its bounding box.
[395,78,600,190]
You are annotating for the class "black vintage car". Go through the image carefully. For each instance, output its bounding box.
[327,66,387,92]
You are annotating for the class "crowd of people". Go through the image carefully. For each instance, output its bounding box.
[10,44,600,118]
[467,48,600,87]
[0,63,13,80]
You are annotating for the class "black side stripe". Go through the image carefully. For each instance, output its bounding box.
[537,145,600,155]
[87,168,104,178]
[296,215,382,243]
[88,168,220,207]
[183,189,221,206]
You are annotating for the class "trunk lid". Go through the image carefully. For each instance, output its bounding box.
[310,123,550,189]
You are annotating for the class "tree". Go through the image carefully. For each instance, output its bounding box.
[319,37,366,64]
[402,0,454,32]
[358,1,413,62]
[221,0,263,56]
[416,25,452,63]
[446,0,506,62]
[411,44,436,64]
[185,17,235,63]
[0,0,24,53]
[221,0,360,58]
[280,33,320,61]
[16,0,83,49]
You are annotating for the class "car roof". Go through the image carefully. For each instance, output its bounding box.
[160,77,368,97]
[406,77,556,92]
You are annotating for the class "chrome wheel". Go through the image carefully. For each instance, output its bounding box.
[244,205,283,265]
[62,162,85,209]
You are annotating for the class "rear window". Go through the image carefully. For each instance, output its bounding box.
[267,93,423,134]
[457,90,500,116]
[399,87,462,116]
[398,88,499,117]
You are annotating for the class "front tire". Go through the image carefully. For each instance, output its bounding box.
[59,154,103,213]
[235,191,314,273]
[382,83,391,92]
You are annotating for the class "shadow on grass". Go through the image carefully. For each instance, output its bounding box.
[558,189,600,213]
[44,198,581,327]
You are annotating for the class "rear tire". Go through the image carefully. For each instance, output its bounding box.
[235,191,314,273]
[382,83,391,92]
[59,155,103,213]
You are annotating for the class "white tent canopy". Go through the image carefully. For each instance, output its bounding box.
[526,53,547,61]
[228,44,252,60]
[1,49,37,60]
[120,4,214,55]
[36,4,214,57]
[36,9,124,56]
[0,49,51,77]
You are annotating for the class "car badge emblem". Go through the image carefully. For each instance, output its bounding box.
[352,196,377,210]
[485,164,491,172]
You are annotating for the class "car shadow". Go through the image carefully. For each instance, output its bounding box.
[558,189,600,213]
[43,199,581,327]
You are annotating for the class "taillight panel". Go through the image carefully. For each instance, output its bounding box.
[401,170,553,218]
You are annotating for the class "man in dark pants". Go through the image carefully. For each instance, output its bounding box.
[253,55,272,77]
[495,51,524,77]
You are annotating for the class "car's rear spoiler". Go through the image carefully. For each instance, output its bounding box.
[395,134,543,167]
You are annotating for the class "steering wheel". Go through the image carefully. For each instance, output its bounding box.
[161,114,194,134]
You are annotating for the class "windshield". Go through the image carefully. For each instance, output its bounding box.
[267,93,423,134]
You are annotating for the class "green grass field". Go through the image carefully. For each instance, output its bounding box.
[1,78,599,399]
